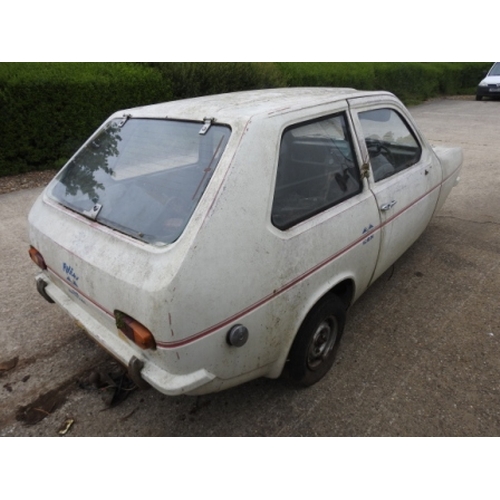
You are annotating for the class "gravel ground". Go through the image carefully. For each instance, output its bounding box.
[0,170,57,195]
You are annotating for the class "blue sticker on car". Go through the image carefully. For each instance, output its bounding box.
[362,224,375,244]
[63,263,80,288]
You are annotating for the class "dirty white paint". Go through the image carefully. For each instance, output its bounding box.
[28,88,463,395]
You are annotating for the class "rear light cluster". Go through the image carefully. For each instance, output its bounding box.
[29,246,47,270]
[115,312,156,350]
[28,246,156,350]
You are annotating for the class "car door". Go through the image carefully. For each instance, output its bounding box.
[349,97,443,284]
[269,108,381,310]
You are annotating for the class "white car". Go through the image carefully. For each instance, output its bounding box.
[476,62,500,100]
[28,88,463,395]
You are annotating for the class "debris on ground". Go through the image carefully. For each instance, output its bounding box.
[16,388,68,425]
[58,418,75,436]
[0,356,19,376]
[78,365,137,409]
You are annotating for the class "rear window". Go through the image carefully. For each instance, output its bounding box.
[49,118,231,245]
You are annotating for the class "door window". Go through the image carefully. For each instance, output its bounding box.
[358,108,421,182]
[272,113,362,230]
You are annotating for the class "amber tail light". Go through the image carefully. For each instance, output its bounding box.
[115,312,156,350]
[29,246,47,270]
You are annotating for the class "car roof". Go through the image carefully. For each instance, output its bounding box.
[118,88,392,125]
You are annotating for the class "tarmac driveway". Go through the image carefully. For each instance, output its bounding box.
[1,97,499,436]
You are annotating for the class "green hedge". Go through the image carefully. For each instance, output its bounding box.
[0,62,491,178]
[0,63,171,176]
[277,62,489,102]
[147,62,285,100]
[278,62,376,89]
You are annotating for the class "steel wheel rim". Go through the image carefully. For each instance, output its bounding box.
[307,316,338,370]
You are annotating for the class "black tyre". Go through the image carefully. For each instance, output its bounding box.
[476,95,483,101]
[287,294,346,386]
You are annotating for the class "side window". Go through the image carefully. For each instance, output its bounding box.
[359,108,422,182]
[271,113,362,230]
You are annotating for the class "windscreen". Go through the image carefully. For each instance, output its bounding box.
[489,62,500,76]
[49,118,231,245]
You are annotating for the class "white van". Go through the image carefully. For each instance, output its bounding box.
[28,88,463,395]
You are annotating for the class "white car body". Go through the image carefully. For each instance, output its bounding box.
[28,88,463,395]
[476,62,500,100]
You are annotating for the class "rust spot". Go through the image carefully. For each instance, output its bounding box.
[169,313,174,337]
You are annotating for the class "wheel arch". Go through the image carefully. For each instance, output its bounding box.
[272,277,356,379]
[329,278,356,310]
[298,277,356,343]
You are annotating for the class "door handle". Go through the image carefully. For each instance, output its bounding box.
[380,200,397,211]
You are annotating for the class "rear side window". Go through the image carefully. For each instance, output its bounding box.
[49,118,230,245]
[359,108,421,182]
[272,113,362,230]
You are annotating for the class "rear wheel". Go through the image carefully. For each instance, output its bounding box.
[476,94,483,101]
[287,295,346,386]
